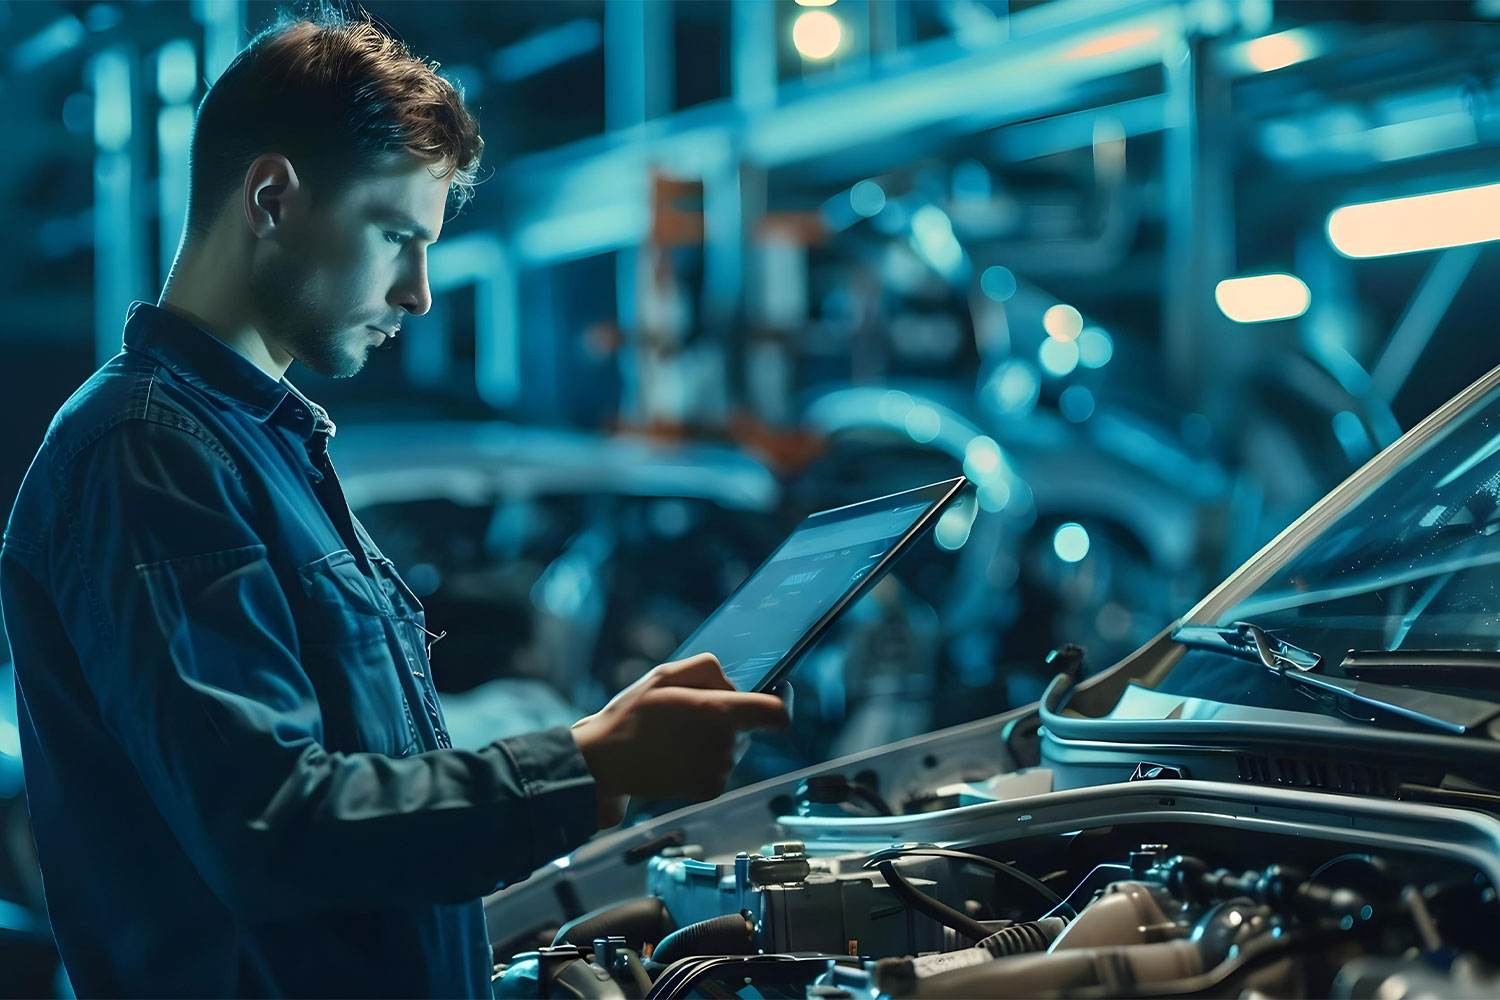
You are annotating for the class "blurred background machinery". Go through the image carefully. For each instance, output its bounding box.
[5,0,1500,992]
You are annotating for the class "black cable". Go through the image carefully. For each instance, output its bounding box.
[863,847,1074,917]
[873,859,994,942]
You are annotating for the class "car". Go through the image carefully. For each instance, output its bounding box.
[481,365,1500,998]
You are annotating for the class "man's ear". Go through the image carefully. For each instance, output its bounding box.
[242,153,302,239]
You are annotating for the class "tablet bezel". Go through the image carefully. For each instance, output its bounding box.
[671,476,972,693]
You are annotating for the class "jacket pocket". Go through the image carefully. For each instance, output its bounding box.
[295,549,416,756]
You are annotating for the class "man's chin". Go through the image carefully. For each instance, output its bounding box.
[291,340,370,379]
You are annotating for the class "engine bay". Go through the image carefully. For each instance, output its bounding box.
[489,783,1500,999]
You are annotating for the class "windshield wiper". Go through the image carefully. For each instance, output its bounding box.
[1342,650,1500,685]
[1171,621,1500,737]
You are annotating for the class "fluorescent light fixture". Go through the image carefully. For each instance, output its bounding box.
[1214,273,1310,323]
[793,10,843,60]
[1327,182,1500,258]
[1243,28,1315,73]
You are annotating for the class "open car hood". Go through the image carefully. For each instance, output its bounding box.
[483,365,1500,999]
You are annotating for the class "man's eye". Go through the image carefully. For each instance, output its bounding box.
[384,231,410,246]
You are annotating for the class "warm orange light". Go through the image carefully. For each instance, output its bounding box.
[1065,26,1161,61]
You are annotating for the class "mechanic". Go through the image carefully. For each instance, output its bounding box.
[0,11,787,997]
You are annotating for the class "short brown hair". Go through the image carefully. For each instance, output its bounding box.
[186,6,483,237]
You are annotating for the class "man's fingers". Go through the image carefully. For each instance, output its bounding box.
[656,652,734,691]
[703,690,790,731]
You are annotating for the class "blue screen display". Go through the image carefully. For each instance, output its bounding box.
[673,501,934,690]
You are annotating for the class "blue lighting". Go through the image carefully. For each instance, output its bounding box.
[62,92,92,134]
[1053,523,1090,563]
[1059,385,1095,422]
[980,265,1017,302]
[986,360,1040,415]
[1039,337,1080,377]
[1332,410,1373,463]
[156,39,198,104]
[850,180,886,218]
[934,504,976,551]
[1077,327,1114,368]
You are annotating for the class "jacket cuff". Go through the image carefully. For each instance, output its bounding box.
[494,726,598,866]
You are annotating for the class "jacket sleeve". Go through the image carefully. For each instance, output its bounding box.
[50,415,598,917]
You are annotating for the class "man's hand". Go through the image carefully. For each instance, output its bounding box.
[571,653,789,829]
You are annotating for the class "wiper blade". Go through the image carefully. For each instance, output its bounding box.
[1172,622,1500,736]
[1172,621,1321,672]
[1342,650,1500,685]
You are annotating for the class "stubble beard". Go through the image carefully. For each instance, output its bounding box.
[248,245,368,379]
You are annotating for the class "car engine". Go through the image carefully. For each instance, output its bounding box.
[490,810,1500,999]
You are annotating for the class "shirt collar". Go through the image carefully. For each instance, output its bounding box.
[122,301,334,440]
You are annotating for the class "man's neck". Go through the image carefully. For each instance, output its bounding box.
[159,255,292,381]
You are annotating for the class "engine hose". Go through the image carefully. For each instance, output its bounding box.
[553,896,677,950]
[977,917,1068,957]
[876,860,993,943]
[648,911,757,968]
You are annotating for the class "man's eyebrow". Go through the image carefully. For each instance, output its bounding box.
[375,211,437,244]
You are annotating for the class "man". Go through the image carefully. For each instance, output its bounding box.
[0,11,786,997]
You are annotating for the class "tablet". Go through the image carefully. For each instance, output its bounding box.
[670,477,971,693]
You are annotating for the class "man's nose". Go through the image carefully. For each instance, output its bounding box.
[390,257,431,316]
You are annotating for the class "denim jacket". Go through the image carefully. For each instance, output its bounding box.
[0,302,598,997]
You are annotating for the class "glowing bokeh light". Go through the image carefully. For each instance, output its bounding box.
[792,10,843,60]
[849,179,886,218]
[878,389,914,423]
[1214,273,1311,323]
[1066,26,1161,61]
[905,405,941,443]
[963,436,1003,481]
[987,361,1040,414]
[1038,337,1080,377]
[1043,304,1083,341]
[1053,523,1090,563]
[1327,182,1500,258]
[934,504,976,551]
[1077,327,1113,368]
[1244,28,1314,73]
[980,265,1017,302]
[978,479,1011,513]
[1059,385,1095,423]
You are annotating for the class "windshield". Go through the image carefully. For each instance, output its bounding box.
[1212,379,1500,668]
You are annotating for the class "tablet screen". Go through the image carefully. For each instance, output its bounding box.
[671,480,966,691]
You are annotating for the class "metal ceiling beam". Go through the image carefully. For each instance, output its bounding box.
[499,0,1218,267]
